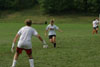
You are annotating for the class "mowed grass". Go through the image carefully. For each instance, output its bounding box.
[0,7,100,67]
[0,22,100,67]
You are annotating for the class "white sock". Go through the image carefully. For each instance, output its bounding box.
[12,60,17,67]
[29,59,34,67]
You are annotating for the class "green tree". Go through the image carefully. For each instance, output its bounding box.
[83,0,88,12]
[0,0,38,10]
[41,0,100,14]
[41,0,74,14]
[96,0,100,13]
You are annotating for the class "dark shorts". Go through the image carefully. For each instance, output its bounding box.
[96,26,99,28]
[93,27,96,30]
[16,47,32,55]
[49,35,56,39]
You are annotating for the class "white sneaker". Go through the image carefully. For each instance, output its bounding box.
[43,45,48,48]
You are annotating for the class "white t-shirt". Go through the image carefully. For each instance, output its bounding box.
[93,20,97,27]
[95,19,99,26]
[46,24,59,35]
[17,26,38,49]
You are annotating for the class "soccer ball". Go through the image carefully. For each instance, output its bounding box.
[43,45,48,48]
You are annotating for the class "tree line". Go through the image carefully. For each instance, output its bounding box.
[0,0,100,14]
[0,0,38,10]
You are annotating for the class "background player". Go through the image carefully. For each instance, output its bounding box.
[92,18,99,34]
[95,18,99,33]
[45,19,62,48]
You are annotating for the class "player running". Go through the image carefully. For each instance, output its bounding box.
[11,19,47,67]
[45,19,62,48]
[95,18,99,32]
[92,18,99,34]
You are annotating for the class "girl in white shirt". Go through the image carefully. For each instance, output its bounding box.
[45,19,62,48]
[92,18,99,34]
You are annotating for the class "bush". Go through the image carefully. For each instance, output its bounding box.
[41,0,100,14]
[0,0,37,10]
[41,0,74,14]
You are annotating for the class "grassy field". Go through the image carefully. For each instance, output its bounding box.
[0,7,100,67]
[0,22,100,67]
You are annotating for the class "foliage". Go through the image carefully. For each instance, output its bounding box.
[40,0,100,14]
[0,0,100,14]
[0,0,37,10]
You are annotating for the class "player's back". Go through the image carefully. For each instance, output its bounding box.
[18,26,37,42]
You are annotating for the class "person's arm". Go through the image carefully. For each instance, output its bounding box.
[55,25,63,32]
[36,34,43,42]
[11,34,20,53]
[58,29,63,32]
[36,34,48,48]
[13,34,20,43]
[36,34,46,44]
[32,28,48,48]
[98,20,100,25]
[45,30,48,36]
[92,22,94,27]
[45,25,49,36]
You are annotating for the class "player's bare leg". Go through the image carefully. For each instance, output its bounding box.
[92,29,96,34]
[28,54,33,59]
[49,37,56,48]
[50,39,55,48]
[11,52,20,67]
[27,52,34,67]
[14,52,19,60]
[96,28,99,34]
[50,39,53,43]
[52,36,56,48]
[96,30,98,34]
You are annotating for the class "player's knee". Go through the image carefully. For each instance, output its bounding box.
[14,53,20,60]
[15,52,20,56]
[52,40,56,43]
[29,57,33,59]
[28,54,33,59]
[50,40,53,43]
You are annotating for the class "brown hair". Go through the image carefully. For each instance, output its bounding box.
[50,19,55,23]
[25,19,32,26]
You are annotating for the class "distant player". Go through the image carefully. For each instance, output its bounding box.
[11,19,47,67]
[95,18,99,32]
[45,19,62,48]
[92,18,99,34]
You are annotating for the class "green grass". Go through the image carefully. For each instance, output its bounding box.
[0,6,97,24]
[0,7,100,67]
[0,22,100,67]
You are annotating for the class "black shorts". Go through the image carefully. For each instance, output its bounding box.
[96,26,99,28]
[49,35,56,39]
[93,27,96,30]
